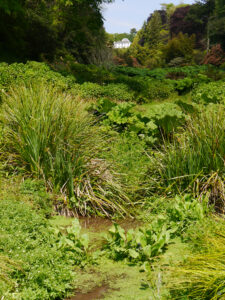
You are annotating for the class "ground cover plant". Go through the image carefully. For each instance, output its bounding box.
[192,81,225,104]
[0,191,75,299]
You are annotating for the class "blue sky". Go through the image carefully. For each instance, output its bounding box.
[103,0,195,33]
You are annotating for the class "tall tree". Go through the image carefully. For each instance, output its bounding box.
[209,0,225,49]
[0,0,114,62]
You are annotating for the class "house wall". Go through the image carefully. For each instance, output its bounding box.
[114,40,131,49]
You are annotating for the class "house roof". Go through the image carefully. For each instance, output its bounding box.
[122,38,130,43]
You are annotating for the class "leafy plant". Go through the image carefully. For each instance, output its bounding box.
[78,82,134,101]
[144,102,186,139]
[192,81,225,104]
[173,77,194,94]
[103,221,171,263]
[91,98,159,144]
[0,61,76,93]
[103,195,206,264]
[102,83,134,101]
[141,80,175,101]
[79,82,104,99]
[57,219,90,267]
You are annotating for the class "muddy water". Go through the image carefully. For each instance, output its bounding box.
[66,285,108,300]
[65,217,142,300]
[79,216,141,232]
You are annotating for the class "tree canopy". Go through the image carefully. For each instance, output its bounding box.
[0,0,115,62]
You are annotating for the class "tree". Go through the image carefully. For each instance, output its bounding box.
[163,32,195,63]
[144,11,163,47]
[129,11,168,68]
[129,28,137,42]
[186,0,215,49]
[0,0,115,62]
[209,0,225,49]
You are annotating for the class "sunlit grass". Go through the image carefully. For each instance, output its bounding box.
[0,84,131,216]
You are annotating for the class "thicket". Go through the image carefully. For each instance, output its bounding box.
[0,0,114,64]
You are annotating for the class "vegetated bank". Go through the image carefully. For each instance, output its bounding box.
[0,60,225,299]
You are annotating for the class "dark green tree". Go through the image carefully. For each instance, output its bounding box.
[0,0,114,62]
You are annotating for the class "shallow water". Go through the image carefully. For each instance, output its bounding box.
[65,216,142,300]
[79,216,141,232]
[66,285,108,300]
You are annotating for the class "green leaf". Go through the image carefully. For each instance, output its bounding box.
[129,249,139,259]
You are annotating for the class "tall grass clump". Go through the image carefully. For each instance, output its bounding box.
[1,84,131,216]
[151,105,225,210]
[167,233,225,299]
[0,255,19,295]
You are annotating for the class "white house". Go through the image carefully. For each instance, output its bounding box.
[114,38,131,49]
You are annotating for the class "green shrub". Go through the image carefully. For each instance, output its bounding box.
[163,33,195,64]
[69,62,113,84]
[167,57,187,67]
[141,80,175,101]
[102,83,134,101]
[92,100,185,144]
[113,65,167,80]
[173,77,194,94]
[0,61,76,92]
[1,84,130,217]
[153,105,225,195]
[144,103,186,138]
[79,82,103,99]
[111,74,149,94]
[91,98,159,144]
[78,82,134,101]
[192,81,225,104]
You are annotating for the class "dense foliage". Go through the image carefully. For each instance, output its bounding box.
[0,51,225,299]
[0,0,114,63]
[117,0,225,68]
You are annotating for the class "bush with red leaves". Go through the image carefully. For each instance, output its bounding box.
[203,44,225,66]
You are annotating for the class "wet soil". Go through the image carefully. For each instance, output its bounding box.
[66,285,108,300]
[79,216,141,232]
[63,217,144,300]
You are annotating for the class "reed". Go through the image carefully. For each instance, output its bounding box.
[1,84,131,216]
